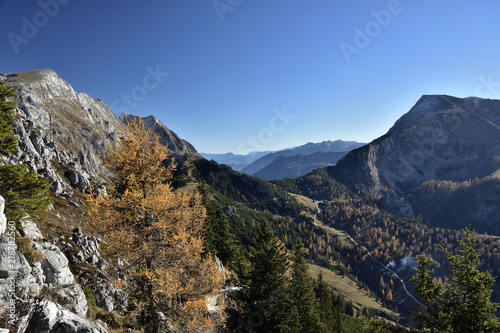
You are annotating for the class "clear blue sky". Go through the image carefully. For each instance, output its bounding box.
[1,1,500,154]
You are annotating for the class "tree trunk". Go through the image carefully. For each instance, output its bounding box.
[146,256,159,333]
[148,281,159,333]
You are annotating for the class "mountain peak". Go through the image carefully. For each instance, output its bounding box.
[3,68,59,84]
[119,113,198,155]
[332,95,500,194]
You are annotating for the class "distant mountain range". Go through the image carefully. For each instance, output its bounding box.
[199,151,273,171]
[202,140,365,180]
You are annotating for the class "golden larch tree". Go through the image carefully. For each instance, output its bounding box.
[87,119,226,332]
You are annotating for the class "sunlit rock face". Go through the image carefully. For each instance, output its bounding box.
[330,95,500,194]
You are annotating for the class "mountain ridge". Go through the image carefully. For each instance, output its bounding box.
[330,94,500,194]
[0,69,200,194]
[241,140,365,177]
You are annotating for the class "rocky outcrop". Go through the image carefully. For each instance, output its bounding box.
[34,241,76,287]
[0,217,112,330]
[19,299,107,333]
[378,190,415,219]
[223,205,240,217]
[0,69,123,194]
[0,236,38,302]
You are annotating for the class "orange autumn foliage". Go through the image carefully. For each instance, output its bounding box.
[87,118,225,332]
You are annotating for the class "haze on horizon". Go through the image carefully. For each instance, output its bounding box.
[1,1,500,154]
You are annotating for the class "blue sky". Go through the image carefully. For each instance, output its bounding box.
[1,1,500,154]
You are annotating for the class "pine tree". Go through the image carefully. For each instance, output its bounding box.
[0,164,53,221]
[441,227,499,332]
[333,294,345,333]
[198,180,241,271]
[314,272,337,332]
[245,219,298,332]
[412,227,500,333]
[290,239,324,333]
[411,254,443,333]
[0,80,18,155]
[87,119,225,332]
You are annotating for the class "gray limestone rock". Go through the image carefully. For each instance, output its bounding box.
[34,241,75,287]
[55,284,88,318]
[19,299,107,333]
[378,190,415,219]
[120,113,199,155]
[0,236,40,305]
[223,205,239,217]
[72,228,100,256]
[19,216,43,241]
[96,288,114,312]
[68,171,91,191]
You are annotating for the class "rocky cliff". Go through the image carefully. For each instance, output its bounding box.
[0,69,199,197]
[0,69,123,196]
[330,95,500,194]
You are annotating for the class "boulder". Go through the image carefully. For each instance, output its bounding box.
[55,284,88,318]
[223,205,239,217]
[68,171,91,191]
[19,216,43,241]
[20,299,107,333]
[0,236,40,303]
[34,241,75,287]
[96,288,114,312]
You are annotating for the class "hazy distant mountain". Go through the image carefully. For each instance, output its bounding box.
[253,151,349,181]
[199,151,273,171]
[241,140,365,177]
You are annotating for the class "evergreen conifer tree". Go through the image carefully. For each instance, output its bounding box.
[0,80,18,155]
[245,219,298,332]
[411,254,443,333]
[0,164,53,221]
[412,227,500,333]
[290,239,324,333]
[441,228,499,332]
[198,180,241,271]
[314,272,336,332]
